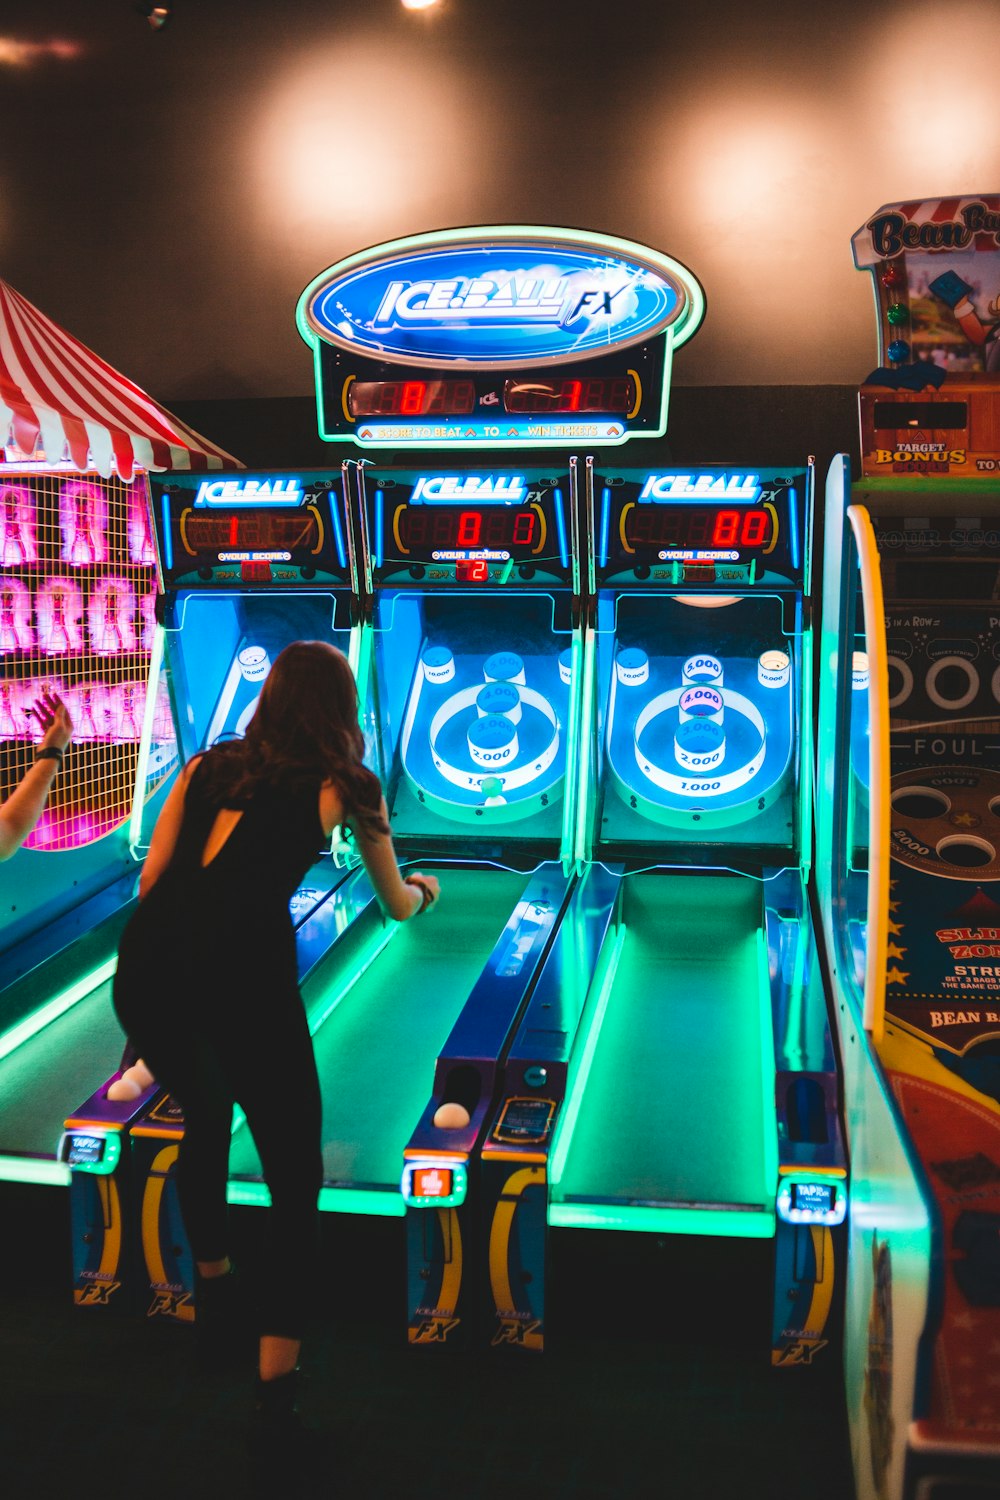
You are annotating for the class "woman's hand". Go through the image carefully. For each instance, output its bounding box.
[33,691,73,752]
[405,871,440,913]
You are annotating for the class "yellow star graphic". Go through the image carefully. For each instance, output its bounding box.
[886,965,910,986]
[886,942,907,961]
[887,918,903,936]
[952,811,978,827]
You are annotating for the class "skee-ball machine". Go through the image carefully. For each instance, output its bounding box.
[480,458,849,1364]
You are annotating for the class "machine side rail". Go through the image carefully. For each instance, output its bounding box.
[845,504,891,1042]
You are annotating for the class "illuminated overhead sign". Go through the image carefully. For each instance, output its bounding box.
[194,478,304,507]
[297,226,705,449]
[638,473,762,502]
[298,227,704,370]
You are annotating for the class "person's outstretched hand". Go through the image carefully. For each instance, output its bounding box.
[33,690,73,752]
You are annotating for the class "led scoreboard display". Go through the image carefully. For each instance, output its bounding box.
[366,470,572,588]
[347,374,639,419]
[149,472,353,589]
[296,226,704,450]
[595,468,806,587]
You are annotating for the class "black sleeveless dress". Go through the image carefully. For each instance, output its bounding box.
[111,754,328,1334]
[113,755,326,1060]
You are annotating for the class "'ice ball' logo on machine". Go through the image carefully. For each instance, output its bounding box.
[638,473,761,503]
[297,228,705,367]
[410,475,527,504]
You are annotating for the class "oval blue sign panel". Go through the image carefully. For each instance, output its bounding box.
[297,225,705,370]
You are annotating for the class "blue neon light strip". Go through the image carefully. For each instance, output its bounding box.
[329,490,346,569]
[161,495,173,573]
[788,484,801,572]
[553,489,568,569]
[600,487,611,568]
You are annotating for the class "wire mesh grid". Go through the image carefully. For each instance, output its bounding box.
[0,469,178,849]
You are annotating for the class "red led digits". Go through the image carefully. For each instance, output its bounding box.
[400,381,426,415]
[348,380,476,417]
[503,376,636,414]
[456,510,481,545]
[624,505,773,550]
[712,510,740,546]
[742,510,769,544]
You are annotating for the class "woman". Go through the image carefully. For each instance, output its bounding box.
[112,641,439,1479]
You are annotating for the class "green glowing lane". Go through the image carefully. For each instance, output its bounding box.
[227,868,530,1203]
[0,977,124,1163]
[550,872,776,1238]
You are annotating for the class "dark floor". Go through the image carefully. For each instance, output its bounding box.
[0,1184,856,1500]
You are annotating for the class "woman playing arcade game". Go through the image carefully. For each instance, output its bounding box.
[111,640,439,1481]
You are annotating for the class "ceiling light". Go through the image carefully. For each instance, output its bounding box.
[135,3,172,30]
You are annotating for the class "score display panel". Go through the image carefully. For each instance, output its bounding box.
[318,342,667,450]
[591,466,809,591]
[361,468,576,590]
[148,470,353,590]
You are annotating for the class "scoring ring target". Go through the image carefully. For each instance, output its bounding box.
[889,765,1000,880]
[427,682,560,793]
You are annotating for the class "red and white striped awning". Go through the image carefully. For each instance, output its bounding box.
[0,278,243,482]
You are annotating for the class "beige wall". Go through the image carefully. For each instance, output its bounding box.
[3,0,1000,400]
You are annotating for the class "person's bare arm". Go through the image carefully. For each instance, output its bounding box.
[0,692,73,861]
[139,758,200,898]
[323,788,439,920]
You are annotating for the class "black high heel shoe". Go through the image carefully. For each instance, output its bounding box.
[194,1265,256,1373]
[248,1370,328,1497]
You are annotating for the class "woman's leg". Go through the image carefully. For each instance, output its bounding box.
[224,993,323,1381]
[144,1033,236,1267]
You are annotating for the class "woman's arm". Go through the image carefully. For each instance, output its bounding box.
[323,787,439,920]
[138,758,199,898]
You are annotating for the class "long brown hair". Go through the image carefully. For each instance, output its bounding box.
[196,640,388,836]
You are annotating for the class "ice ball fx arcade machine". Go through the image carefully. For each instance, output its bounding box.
[818,194,1000,1499]
[294,224,846,1361]
[479,457,849,1365]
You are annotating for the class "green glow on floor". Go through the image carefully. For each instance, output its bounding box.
[0,957,117,1064]
[226,1179,406,1217]
[0,1155,70,1186]
[548,1201,775,1237]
